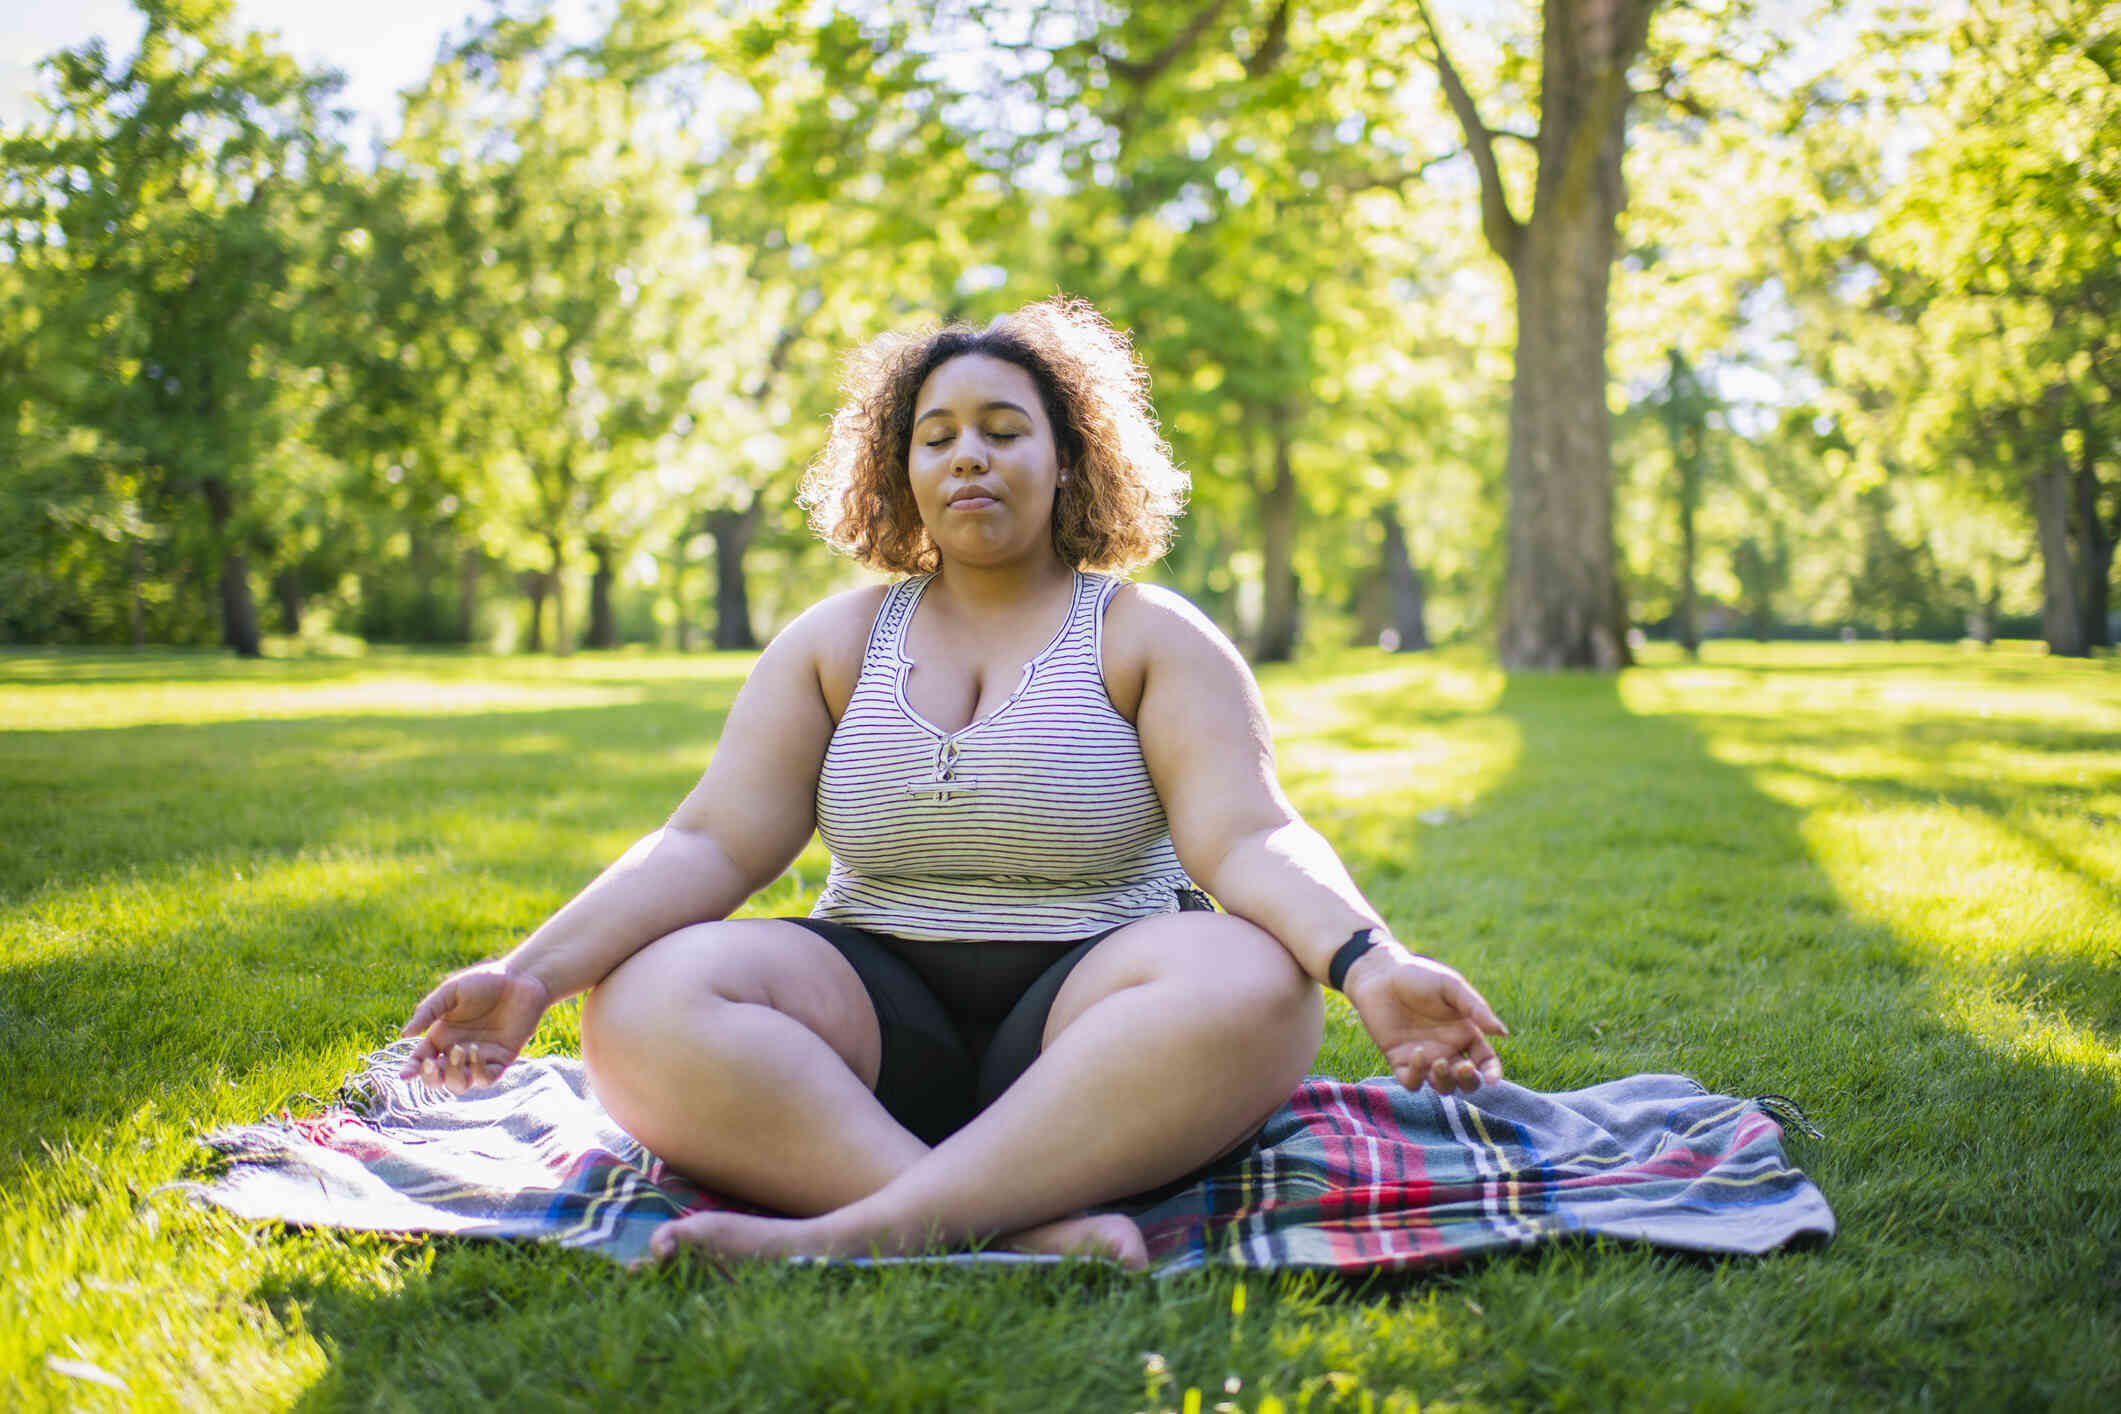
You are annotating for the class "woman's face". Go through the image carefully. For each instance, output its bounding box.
[907,352,1065,571]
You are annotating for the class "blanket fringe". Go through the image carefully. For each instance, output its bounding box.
[1752,1093,1825,1141]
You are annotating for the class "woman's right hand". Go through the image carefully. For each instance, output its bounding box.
[398,964,553,1093]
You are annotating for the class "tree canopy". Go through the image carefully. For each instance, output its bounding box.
[2,0,2110,659]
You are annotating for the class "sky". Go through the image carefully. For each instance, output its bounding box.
[1,1,594,139]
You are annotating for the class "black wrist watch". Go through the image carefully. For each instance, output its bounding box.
[1327,928,1379,993]
[1328,929,1437,992]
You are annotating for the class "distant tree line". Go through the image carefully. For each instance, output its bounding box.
[2,0,2112,660]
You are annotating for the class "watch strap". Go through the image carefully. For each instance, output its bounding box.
[1326,928,1378,993]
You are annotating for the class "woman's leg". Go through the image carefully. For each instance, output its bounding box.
[581,918,1138,1257]
[652,910,1324,1265]
[581,918,925,1214]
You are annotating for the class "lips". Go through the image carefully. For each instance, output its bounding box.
[947,488,999,509]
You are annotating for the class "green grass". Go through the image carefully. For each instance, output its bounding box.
[3,639,2117,1412]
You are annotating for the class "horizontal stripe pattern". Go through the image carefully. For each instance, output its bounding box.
[813,571,1189,942]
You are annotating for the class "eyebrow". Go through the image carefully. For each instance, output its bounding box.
[913,400,1035,427]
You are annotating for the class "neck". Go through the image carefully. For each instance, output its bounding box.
[929,554,1075,618]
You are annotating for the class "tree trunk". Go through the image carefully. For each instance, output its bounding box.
[1378,505,1431,652]
[1256,428,1300,663]
[522,569,548,654]
[200,476,261,658]
[1661,350,1706,658]
[708,504,761,651]
[219,551,260,657]
[1677,492,1699,658]
[546,535,572,656]
[127,535,146,648]
[2074,433,2113,649]
[671,526,698,652]
[273,568,303,635]
[1676,433,1700,658]
[458,547,480,645]
[1501,203,1630,668]
[1969,570,1999,646]
[586,540,619,650]
[1426,0,1651,670]
[2035,462,2087,656]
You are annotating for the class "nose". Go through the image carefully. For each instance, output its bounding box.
[951,431,987,472]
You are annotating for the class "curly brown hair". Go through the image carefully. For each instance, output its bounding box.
[798,296,1188,575]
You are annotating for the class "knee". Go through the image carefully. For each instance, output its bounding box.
[1187,921,1324,1051]
[1252,939,1326,1049]
[580,926,725,1073]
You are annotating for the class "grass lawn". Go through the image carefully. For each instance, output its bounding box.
[2,638,2116,1411]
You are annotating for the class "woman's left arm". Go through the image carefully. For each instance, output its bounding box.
[1117,585,1509,1093]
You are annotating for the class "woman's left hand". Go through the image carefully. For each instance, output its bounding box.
[1341,944,1509,1093]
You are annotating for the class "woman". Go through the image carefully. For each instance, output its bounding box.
[399,297,1509,1268]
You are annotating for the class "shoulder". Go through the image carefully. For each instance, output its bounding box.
[770,581,894,719]
[1103,579,1244,664]
[778,580,894,646]
[1099,580,1251,719]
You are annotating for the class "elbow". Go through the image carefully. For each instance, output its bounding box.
[1183,819,1292,902]
[665,817,806,899]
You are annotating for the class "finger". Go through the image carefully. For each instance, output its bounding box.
[399,1033,443,1078]
[1462,1034,1504,1087]
[1382,1042,1425,1089]
[400,984,454,1039]
[403,1036,431,1071]
[1427,1055,1454,1093]
[470,1046,490,1088]
[1448,978,1510,1037]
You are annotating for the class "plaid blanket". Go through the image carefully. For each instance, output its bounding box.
[180,1042,1833,1272]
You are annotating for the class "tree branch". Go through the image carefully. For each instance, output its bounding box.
[1243,0,1293,78]
[1412,0,1523,264]
[1103,0,1233,87]
[1322,148,1466,196]
[1637,60,1717,121]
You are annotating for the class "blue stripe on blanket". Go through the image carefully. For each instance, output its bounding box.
[175,1042,1833,1271]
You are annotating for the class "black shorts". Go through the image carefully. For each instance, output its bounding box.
[785,889,1219,1147]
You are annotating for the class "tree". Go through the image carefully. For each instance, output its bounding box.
[1651,345,1714,655]
[1406,0,1663,667]
[372,5,774,653]
[950,0,1506,659]
[2,0,346,656]
[1788,0,2119,655]
[1885,0,2121,655]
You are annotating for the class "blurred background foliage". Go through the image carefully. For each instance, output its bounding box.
[1,0,2114,661]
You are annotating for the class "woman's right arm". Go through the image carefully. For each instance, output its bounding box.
[398,590,867,1090]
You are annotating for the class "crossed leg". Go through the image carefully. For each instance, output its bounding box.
[580,911,1323,1268]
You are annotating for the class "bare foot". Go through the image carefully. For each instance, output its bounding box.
[650,1210,841,1264]
[647,1208,1149,1270]
[998,1212,1148,1270]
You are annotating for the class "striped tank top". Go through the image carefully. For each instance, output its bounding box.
[810,571,1192,942]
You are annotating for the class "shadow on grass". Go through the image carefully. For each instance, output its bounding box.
[0,677,758,1179]
[1304,666,2120,1404]
[255,662,2121,1407]
[7,651,2119,1408]
[0,676,745,898]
